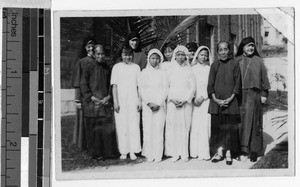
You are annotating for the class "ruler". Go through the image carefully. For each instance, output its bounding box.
[1,8,23,187]
[1,8,51,187]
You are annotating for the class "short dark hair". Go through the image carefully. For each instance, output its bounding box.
[93,44,104,53]
[121,45,133,55]
[186,42,198,52]
[217,41,230,52]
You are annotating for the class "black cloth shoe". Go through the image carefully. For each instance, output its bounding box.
[91,155,104,161]
[211,153,224,163]
[226,156,233,165]
[250,152,257,162]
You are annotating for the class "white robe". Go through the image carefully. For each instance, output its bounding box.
[160,61,175,72]
[111,62,141,154]
[165,62,196,158]
[190,63,211,159]
[138,66,168,160]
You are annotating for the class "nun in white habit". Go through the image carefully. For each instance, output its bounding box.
[190,46,212,160]
[138,49,169,163]
[164,45,196,162]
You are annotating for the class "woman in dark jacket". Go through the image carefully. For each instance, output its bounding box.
[207,41,241,165]
[236,36,270,162]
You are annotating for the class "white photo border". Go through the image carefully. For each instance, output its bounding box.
[53,8,295,180]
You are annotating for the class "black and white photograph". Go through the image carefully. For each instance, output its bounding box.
[53,8,294,180]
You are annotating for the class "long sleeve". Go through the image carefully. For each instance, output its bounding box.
[73,59,82,101]
[156,73,169,106]
[184,71,196,103]
[207,62,218,98]
[197,66,210,100]
[201,70,209,100]
[110,64,119,86]
[72,59,81,88]
[260,60,271,97]
[138,73,151,105]
[80,63,93,102]
[107,68,113,98]
[232,61,241,95]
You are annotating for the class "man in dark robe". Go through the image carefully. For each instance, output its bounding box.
[71,37,97,150]
[81,44,118,160]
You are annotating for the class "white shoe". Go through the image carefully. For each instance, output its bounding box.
[182,157,189,162]
[130,153,137,160]
[238,155,248,162]
[120,154,127,160]
[154,158,162,163]
[171,156,179,162]
[147,158,154,162]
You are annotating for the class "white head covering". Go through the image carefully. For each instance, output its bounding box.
[171,45,190,66]
[191,46,212,66]
[146,48,164,69]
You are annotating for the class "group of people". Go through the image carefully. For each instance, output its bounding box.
[70,31,270,166]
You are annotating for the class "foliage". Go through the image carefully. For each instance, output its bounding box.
[104,17,160,63]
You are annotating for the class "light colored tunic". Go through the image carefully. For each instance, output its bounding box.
[138,63,168,160]
[190,63,211,159]
[160,61,174,72]
[165,61,196,159]
[111,62,141,154]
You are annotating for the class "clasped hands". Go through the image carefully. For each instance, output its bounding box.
[171,99,187,108]
[193,96,205,107]
[91,95,110,107]
[147,103,160,112]
[213,96,233,108]
[113,102,142,113]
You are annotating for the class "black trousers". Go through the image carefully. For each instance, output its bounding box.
[210,114,241,158]
[84,116,118,157]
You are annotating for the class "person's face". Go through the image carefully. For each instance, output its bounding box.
[149,53,161,68]
[243,42,255,56]
[218,42,229,61]
[122,51,133,64]
[187,50,195,61]
[175,51,186,65]
[197,49,208,64]
[164,47,173,61]
[85,43,94,56]
[129,39,139,50]
[94,46,105,63]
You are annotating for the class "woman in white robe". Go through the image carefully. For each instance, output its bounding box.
[190,46,212,160]
[111,47,142,160]
[138,49,169,163]
[165,45,196,162]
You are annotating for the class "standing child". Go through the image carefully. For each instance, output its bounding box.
[165,45,196,162]
[111,46,142,160]
[190,46,212,161]
[236,36,270,162]
[138,49,169,163]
